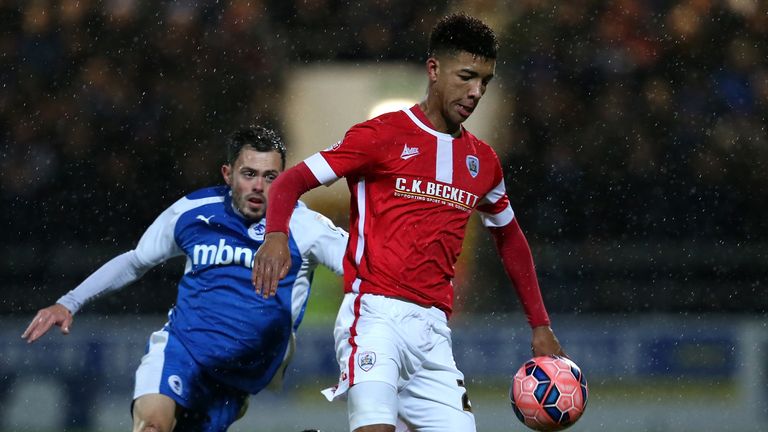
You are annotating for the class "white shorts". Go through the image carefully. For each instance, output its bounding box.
[322,293,476,431]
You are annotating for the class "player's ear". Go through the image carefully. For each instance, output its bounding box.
[221,164,232,186]
[426,57,439,82]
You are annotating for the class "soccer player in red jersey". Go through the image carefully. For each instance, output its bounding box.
[252,13,565,432]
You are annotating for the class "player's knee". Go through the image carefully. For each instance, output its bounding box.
[132,394,177,432]
[354,425,396,432]
[236,395,250,420]
[133,414,176,432]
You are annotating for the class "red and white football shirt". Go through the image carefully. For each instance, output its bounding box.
[304,105,514,315]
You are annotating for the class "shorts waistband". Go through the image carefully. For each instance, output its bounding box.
[349,292,448,324]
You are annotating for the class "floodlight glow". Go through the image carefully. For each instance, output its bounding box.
[368,99,417,119]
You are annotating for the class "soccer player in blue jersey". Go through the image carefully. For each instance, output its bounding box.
[22,126,348,432]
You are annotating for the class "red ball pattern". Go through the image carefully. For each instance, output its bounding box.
[510,355,588,431]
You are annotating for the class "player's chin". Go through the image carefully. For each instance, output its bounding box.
[243,206,265,221]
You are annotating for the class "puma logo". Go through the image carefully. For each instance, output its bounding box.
[196,215,215,225]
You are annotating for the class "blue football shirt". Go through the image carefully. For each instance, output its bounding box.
[129,186,346,392]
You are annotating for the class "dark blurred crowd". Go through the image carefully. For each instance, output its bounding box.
[483,0,767,314]
[498,0,767,244]
[0,0,449,244]
[1,0,765,314]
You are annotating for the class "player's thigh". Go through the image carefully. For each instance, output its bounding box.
[348,381,398,432]
[399,378,476,432]
[331,295,403,396]
[398,351,476,432]
[132,393,177,432]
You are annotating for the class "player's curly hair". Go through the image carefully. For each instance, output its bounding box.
[428,13,498,60]
[226,125,287,169]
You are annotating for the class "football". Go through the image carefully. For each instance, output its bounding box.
[510,355,588,431]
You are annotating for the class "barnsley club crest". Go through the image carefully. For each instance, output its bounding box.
[358,351,377,372]
[466,155,479,178]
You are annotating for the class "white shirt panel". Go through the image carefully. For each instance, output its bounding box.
[288,203,348,325]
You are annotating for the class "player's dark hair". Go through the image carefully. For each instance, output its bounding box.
[226,126,287,169]
[428,13,498,60]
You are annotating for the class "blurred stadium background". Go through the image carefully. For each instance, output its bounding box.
[1,0,766,431]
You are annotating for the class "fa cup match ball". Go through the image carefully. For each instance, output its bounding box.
[510,355,588,431]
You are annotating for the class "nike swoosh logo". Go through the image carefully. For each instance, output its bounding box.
[401,153,419,160]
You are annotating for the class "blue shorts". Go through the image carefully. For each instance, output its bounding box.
[133,329,248,431]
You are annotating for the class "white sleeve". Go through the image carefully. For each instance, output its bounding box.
[56,250,152,314]
[289,205,348,275]
[304,152,341,185]
[56,202,185,314]
[477,178,515,227]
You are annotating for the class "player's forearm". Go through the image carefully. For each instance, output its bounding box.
[489,218,551,327]
[56,250,151,314]
[266,162,321,234]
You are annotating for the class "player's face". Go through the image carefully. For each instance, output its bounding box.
[221,148,282,221]
[429,51,495,133]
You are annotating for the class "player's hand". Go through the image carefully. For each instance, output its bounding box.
[21,303,73,344]
[530,325,566,357]
[252,232,292,298]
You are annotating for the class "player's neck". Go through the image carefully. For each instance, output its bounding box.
[418,101,462,137]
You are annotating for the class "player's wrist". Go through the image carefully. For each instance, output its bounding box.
[58,304,73,316]
[264,231,288,239]
[529,319,551,329]
[55,300,77,316]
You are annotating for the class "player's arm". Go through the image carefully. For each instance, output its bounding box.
[253,162,321,297]
[487,217,564,357]
[22,203,184,343]
[477,170,564,357]
[253,123,375,295]
[21,250,153,343]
